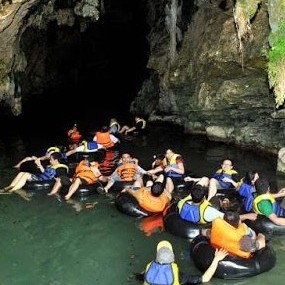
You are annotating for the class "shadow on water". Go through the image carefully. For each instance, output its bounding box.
[0,123,284,285]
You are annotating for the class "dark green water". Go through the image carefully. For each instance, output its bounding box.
[1,125,285,285]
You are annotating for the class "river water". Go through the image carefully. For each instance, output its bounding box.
[0,123,285,285]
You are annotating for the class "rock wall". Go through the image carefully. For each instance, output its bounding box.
[131,0,285,155]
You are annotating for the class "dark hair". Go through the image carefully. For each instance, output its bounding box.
[153,154,165,161]
[224,211,240,228]
[255,178,270,195]
[243,171,257,185]
[50,152,62,161]
[151,182,164,197]
[101,125,109,132]
[190,184,205,203]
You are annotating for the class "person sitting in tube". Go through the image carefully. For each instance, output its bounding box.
[136,240,228,284]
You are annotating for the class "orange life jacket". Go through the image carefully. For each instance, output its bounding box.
[210,217,251,259]
[73,160,98,184]
[95,131,114,148]
[117,162,137,182]
[68,131,82,143]
[136,188,170,213]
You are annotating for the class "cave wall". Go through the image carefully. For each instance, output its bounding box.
[131,0,285,154]
[0,0,285,154]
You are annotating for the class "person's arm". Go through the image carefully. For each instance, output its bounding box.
[164,160,185,175]
[65,148,77,157]
[272,188,285,199]
[268,213,285,226]
[125,126,136,134]
[240,212,257,221]
[201,248,228,282]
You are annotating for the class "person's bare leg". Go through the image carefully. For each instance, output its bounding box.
[103,178,115,193]
[48,178,62,195]
[197,176,210,187]
[65,178,81,200]
[9,172,32,192]
[165,177,174,195]
[207,178,218,201]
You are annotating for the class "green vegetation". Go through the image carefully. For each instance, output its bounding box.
[268,22,285,108]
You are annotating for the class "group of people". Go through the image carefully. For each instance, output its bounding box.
[2,124,285,284]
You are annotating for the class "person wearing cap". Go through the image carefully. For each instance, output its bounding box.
[139,240,228,285]
[2,152,69,193]
[13,146,62,170]
[253,178,285,225]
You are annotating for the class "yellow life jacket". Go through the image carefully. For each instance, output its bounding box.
[51,163,69,176]
[177,196,211,224]
[253,193,275,214]
[136,118,146,129]
[110,121,121,131]
[210,217,251,259]
[162,154,180,167]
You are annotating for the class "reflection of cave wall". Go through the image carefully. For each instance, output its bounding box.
[18,1,150,118]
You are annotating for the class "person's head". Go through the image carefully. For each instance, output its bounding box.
[221,159,233,171]
[190,184,206,203]
[101,125,109,133]
[72,123,77,130]
[134,115,141,122]
[239,235,259,252]
[49,151,62,164]
[110,118,117,123]
[152,154,165,167]
[46,146,61,156]
[165,149,175,160]
[155,240,175,264]
[243,171,259,185]
[255,178,270,194]
[223,211,240,228]
[121,153,132,163]
[151,181,164,197]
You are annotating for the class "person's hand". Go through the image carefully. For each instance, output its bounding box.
[241,212,257,221]
[222,177,232,183]
[214,248,228,261]
[35,158,42,167]
[164,166,171,173]
[278,188,285,195]
[256,233,266,250]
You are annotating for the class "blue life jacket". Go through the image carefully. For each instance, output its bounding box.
[238,183,254,212]
[145,262,175,285]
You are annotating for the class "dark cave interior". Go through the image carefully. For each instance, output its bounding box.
[8,0,150,134]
